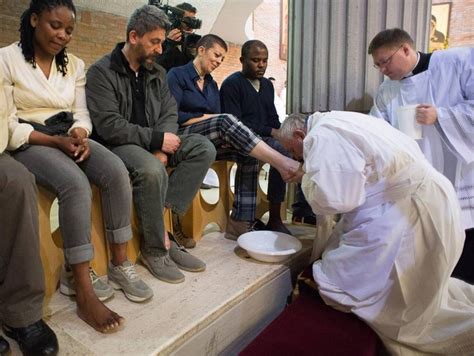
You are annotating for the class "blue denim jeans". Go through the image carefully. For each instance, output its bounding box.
[13,140,133,265]
[111,134,215,256]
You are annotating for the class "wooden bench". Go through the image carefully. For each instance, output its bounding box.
[38,185,171,300]
[181,161,287,242]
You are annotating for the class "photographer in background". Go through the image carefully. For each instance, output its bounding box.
[157,2,202,71]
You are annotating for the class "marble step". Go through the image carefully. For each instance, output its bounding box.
[5,226,315,355]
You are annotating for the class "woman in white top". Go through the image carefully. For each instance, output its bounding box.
[0,0,152,333]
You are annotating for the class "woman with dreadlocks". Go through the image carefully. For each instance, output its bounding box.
[0,0,153,333]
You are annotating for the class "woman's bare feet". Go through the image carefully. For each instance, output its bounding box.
[76,291,124,333]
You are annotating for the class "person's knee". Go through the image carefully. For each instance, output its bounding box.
[2,163,36,198]
[134,162,168,188]
[186,135,217,163]
[100,154,131,189]
[62,172,92,201]
[220,113,238,128]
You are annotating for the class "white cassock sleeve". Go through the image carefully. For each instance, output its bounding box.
[301,128,367,215]
[435,52,474,165]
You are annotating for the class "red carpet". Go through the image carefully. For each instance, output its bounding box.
[240,268,380,356]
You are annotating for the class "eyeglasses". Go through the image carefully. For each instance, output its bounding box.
[373,45,403,70]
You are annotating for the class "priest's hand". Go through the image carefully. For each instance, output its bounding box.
[416,104,438,125]
[288,165,305,183]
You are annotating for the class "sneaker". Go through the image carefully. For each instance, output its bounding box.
[108,260,153,303]
[169,239,206,272]
[3,320,58,356]
[60,265,114,301]
[172,214,196,248]
[140,253,185,284]
[292,215,317,226]
[225,217,262,240]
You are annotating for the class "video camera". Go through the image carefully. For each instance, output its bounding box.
[148,0,202,31]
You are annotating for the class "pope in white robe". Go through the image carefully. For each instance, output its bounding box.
[279,111,474,355]
[370,47,474,231]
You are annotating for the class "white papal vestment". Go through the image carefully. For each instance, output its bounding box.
[302,111,474,355]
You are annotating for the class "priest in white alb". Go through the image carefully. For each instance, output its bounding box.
[278,111,474,355]
[368,28,473,284]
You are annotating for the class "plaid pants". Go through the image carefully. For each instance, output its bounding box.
[178,114,261,221]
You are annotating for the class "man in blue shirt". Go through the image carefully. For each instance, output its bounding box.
[167,35,302,239]
[221,40,308,234]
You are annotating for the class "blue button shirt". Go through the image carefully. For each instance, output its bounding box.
[167,61,221,125]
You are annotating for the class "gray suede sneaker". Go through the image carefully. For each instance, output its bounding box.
[169,240,206,272]
[60,265,114,301]
[140,253,185,284]
[108,260,153,302]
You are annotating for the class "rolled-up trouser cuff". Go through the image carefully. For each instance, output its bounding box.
[106,224,132,244]
[65,243,94,265]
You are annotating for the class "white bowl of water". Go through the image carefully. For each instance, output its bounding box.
[237,230,302,263]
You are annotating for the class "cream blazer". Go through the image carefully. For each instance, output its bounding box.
[0,43,93,151]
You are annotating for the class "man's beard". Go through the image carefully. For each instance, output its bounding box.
[136,44,157,66]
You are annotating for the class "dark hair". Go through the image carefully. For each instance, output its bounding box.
[431,15,437,22]
[196,34,228,52]
[176,2,197,13]
[268,77,276,81]
[241,40,267,58]
[126,5,170,41]
[19,0,76,76]
[368,28,414,54]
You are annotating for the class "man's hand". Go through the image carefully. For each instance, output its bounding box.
[161,133,181,154]
[153,150,168,167]
[167,28,183,43]
[416,104,438,125]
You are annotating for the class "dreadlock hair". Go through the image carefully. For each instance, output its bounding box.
[19,0,76,76]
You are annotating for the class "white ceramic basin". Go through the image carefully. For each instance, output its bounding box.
[237,230,302,263]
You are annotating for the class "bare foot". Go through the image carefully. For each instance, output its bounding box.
[76,292,124,333]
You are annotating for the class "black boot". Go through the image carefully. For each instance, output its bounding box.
[0,336,10,356]
[3,320,58,356]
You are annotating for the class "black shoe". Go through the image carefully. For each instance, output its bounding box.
[292,214,317,226]
[3,320,58,356]
[253,218,267,231]
[0,336,10,356]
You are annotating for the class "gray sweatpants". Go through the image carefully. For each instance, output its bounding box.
[0,153,44,328]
